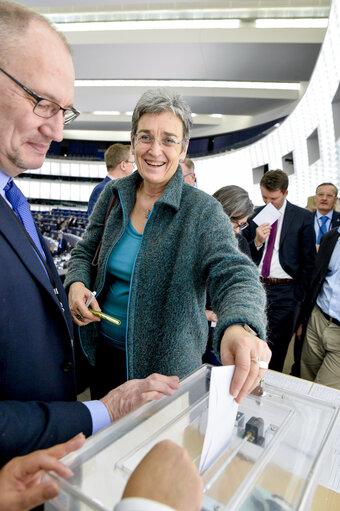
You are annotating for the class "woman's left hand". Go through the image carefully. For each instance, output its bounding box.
[220,325,271,403]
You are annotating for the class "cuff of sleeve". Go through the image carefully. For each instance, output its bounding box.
[114,498,177,511]
[83,400,111,435]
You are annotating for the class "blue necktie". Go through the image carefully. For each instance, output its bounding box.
[4,179,45,260]
[317,215,328,244]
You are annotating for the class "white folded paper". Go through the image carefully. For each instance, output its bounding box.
[199,366,238,472]
[252,202,281,226]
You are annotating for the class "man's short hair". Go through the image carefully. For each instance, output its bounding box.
[104,144,131,171]
[260,170,289,193]
[316,182,338,196]
[0,1,70,68]
[183,158,195,172]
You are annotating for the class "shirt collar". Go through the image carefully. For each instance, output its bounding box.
[0,169,11,199]
[316,209,333,220]
[278,198,287,217]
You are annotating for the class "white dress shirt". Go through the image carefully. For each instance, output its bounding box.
[259,199,292,279]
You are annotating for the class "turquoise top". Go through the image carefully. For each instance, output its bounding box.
[65,168,267,379]
[100,219,142,349]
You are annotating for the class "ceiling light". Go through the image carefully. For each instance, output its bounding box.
[92,110,120,115]
[255,18,328,29]
[75,79,300,91]
[55,19,240,32]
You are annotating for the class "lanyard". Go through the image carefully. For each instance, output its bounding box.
[1,197,65,312]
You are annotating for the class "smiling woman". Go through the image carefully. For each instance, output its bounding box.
[65,88,270,403]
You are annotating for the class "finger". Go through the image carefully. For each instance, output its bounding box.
[138,390,167,404]
[16,482,59,510]
[90,297,101,312]
[143,374,180,394]
[234,357,260,403]
[229,349,251,399]
[19,433,85,479]
[46,433,86,461]
[73,310,100,324]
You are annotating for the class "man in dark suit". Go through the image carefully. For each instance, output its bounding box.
[87,143,134,216]
[297,227,340,388]
[0,1,179,471]
[242,170,316,372]
[313,182,340,246]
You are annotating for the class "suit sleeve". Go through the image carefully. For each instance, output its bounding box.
[0,400,92,468]
[196,200,267,356]
[241,222,265,265]
[295,213,316,301]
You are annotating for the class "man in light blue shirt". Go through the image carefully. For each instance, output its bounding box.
[298,227,340,388]
[313,183,340,246]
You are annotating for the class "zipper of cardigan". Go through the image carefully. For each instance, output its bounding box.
[95,189,127,300]
[78,189,127,360]
[125,204,155,380]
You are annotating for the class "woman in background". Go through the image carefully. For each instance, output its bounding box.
[213,185,254,257]
[204,185,255,363]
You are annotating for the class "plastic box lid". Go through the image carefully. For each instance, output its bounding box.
[46,364,339,511]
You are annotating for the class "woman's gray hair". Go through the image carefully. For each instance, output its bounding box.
[213,185,254,219]
[131,88,193,142]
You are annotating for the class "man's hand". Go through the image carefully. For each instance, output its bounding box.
[68,282,101,325]
[296,324,303,341]
[100,374,180,422]
[220,325,271,403]
[254,222,271,247]
[0,433,85,511]
[122,440,203,511]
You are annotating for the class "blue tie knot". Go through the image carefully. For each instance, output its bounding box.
[321,215,328,225]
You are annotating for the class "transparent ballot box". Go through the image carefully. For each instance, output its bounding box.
[46,365,339,511]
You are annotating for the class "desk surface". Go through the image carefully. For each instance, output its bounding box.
[264,371,340,510]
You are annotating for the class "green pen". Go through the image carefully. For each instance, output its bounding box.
[88,307,121,325]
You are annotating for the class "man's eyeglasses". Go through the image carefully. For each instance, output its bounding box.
[0,67,80,125]
[230,218,248,230]
[134,133,184,148]
[125,159,135,165]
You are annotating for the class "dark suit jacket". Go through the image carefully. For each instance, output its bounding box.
[0,198,92,467]
[87,175,112,216]
[298,227,340,328]
[242,200,316,300]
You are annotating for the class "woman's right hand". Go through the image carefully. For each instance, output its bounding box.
[68,282,101,325]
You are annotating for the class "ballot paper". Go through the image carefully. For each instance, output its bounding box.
[252,202,281,226]
[199,366,238,472]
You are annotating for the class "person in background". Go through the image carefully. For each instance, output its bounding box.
[57,231,68,255]
[242,170,315,373]
[313,183,340,248]
[297,227,340,389]
[66,88,270,404]
[180,157,196,186]
[305,195,317,212]
[213,185,254,257]
[203,184,254,364]
[0,435,203,511]
[0,2,181,489]
[87,143,135,216]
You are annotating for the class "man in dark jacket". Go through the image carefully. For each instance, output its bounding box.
[242,170,316,372]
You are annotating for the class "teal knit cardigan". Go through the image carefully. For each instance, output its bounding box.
[65,168,266,380]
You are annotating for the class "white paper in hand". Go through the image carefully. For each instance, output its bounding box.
[252,202,281,226]
[199,366,238,472]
